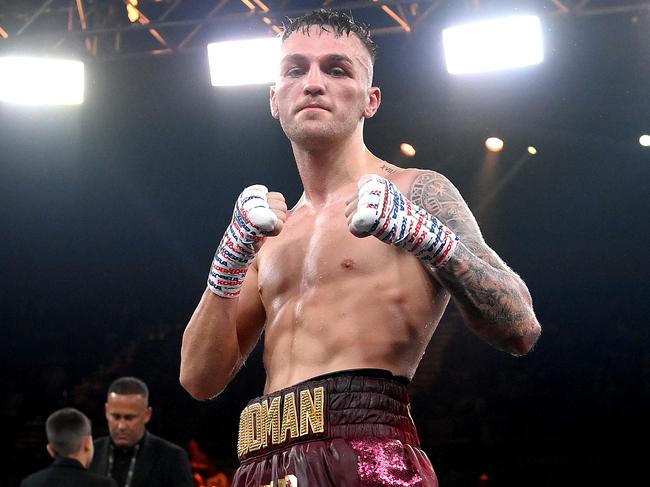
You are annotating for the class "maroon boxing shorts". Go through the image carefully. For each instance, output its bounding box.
[233,369,438,487]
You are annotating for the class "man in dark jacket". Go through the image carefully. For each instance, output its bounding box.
[89,377,194,487]
[21,407,117,487]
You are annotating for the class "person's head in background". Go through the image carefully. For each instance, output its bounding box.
[45,407,94,468]
[105,376,152,448]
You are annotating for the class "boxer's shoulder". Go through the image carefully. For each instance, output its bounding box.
[381,166,449,195]
[400,167,446,182]
[398,168,462,198]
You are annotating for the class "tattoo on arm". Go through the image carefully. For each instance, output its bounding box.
[408,171,531,332]
[446,246,530,325]
[408,171,509,270]
[408,172,480,247]
[380,163,396,174]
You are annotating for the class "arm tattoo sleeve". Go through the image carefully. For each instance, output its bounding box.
[407,171,535,348]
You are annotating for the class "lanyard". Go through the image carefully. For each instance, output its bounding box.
[107,443,140,487]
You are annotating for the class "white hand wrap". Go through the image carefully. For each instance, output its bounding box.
[208,185,277,298]
[350,175,460,268]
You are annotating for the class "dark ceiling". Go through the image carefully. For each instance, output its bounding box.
[1,0,650,58]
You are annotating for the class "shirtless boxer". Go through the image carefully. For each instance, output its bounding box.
[180,9,541,487]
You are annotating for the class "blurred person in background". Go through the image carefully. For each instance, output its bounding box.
[90,376,194,487]
[20,407,117,487]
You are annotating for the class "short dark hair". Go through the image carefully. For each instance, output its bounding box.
[46,408,91,457]
[282,9,377,63]
[108,376,149,402]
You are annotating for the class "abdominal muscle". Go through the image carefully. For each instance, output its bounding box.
[255,200,451,394]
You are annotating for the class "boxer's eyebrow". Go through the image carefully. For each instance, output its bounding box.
[280,53,308,66]
[280,53,354,66]
[325,54,354,65]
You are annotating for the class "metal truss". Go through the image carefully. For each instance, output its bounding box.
[0,0,648,61]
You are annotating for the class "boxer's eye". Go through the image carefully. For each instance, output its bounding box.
[328,67,347,77]
[286,67,304,77]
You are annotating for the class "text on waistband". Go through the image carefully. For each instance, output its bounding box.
[238,386,325,458]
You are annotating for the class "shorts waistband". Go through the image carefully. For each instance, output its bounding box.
[237,370,420,462]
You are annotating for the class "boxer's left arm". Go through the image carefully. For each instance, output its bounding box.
[407,170,540,355]
[347,170,541,356]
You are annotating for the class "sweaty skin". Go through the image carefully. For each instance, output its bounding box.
[254,165,450,392]
[180,27,540,399]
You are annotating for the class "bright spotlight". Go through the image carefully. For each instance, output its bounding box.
[640,134,650,147]
[485,137,504,152]
[207,37,281,86]
[400,143,416,157]
[443,15,544,74]
[528,146,537,155]
[0,56,84,105]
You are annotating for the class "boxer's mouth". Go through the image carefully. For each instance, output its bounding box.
[298,103,328,112]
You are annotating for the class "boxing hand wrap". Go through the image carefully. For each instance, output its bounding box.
[350,175,460,269]
[207,185,277,298]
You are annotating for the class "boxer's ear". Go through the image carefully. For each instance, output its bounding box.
[270,85,279,119]
[363,86,381,119]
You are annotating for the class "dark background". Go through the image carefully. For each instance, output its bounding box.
[1,3,648,487]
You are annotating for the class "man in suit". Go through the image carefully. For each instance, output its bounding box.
[89,376,194,487]
[21,407,117,487]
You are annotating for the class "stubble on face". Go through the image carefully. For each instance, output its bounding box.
[272,28,375,148]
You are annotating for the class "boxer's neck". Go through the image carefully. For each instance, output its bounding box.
[293,135,379,205]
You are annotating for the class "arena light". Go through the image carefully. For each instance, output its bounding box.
[126,0,140,23]
[485,137,504,153]
[400,143,416,157]
[0,56,84,105]
[528,146,537,155]
[639,134,650,147]
[207,37,281,86]
[443,15,544,74]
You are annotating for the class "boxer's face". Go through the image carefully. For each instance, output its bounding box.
[270,26,380,146]
[105,393,151,447]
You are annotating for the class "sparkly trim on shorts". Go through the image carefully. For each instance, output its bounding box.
[233,369,438,487]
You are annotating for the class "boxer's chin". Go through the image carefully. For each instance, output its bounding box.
[283,121,346,148]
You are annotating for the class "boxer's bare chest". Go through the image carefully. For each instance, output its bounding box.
[256,199,395,297]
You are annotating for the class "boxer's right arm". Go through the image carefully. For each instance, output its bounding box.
[180,187,286,400]
[180,264,266,400]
